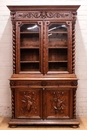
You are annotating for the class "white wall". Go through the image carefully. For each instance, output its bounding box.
[0,0,87,117]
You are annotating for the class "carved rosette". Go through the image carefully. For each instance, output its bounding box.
[72,22,76,73]
[10,81,15,86]
[11,89,15,118]
[73,88,76,118]
[12,22,16,74]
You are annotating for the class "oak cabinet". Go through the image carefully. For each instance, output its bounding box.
[7,5,80,127]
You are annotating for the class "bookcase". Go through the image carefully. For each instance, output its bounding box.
[7,5,80,127]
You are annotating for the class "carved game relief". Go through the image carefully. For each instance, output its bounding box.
[16,89,42,118]
[45,89,70,118]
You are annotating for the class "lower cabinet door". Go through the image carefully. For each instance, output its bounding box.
[44,88,73,119]
[15,88,42,119]
[14,87,73,120]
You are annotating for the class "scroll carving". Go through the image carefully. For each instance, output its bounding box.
[15,11,73,20]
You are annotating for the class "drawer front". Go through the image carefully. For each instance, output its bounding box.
[15,88,42,119]
[43,88,73,119]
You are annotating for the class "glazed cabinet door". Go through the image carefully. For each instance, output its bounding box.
[16,21,43,74]
[15,88,42,119]
[43,87,73,119]
[44,21,72,74]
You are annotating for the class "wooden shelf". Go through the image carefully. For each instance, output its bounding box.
[48,31,67,34]
[20,32,39,34]
[47,71,69,74]
[49,61,68,63]
[20,61,39,63]
[20,47,39,49]
[48,46,68,49]
[19,71,41,74]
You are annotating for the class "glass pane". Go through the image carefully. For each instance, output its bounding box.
[48,24,68,47]
[48,24,68,72]
[20,24,39,32]
[20,24,40,72]
[48,24,67,32]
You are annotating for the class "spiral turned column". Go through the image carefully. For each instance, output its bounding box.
[72,22,76,73]
[11,89,15,118]
[12,22,16,74]
[73,88,76,118]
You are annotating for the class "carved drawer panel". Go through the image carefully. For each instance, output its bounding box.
[15,88,42,119]
[44,88,73,119]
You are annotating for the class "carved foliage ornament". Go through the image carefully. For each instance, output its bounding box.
[10,11,76,20]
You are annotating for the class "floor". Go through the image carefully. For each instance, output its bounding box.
[0,117,87,130]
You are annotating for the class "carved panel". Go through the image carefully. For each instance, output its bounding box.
[15,80,42,86]
[51,91,67,115]
[13,11,76,20]
[10,80,77,86]
[15,89,42,118]
[45,89,71,118]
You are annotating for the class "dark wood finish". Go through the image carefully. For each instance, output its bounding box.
[7,5,80,127]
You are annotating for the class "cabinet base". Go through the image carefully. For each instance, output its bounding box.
[9,118,80,127]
